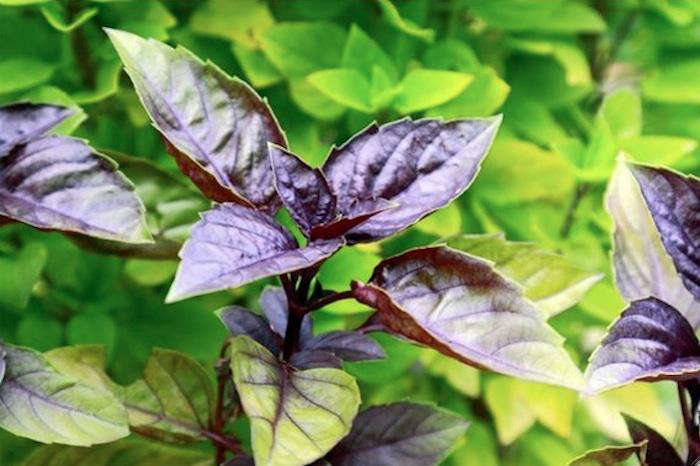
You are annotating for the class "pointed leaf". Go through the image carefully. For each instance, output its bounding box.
[352,246,585,390]
[623,415,683,466]
[0,103,73,156]
[376,0,435,42]
[216,306,281,354]
[445,233,602,317]
[269,144,336,236]
[568,442,647,466]
[0,136,152,243]
[325,402,468,465]
[260,286,313,343]
[393,69,474,114]
[629,163,700,301]
[123,348,216,444]
[585,297,700,394]
[167,203,344,302]
[0,342,128,446]
[606,160,700,327]
[301,331,385,362]
[322,117,501,243]
[309,198,396,241]
[230,335,361,466]
[106,28,286,210]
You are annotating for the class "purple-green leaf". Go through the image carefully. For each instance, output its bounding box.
[629,163,700,301]
[106,28,286,210]
[321,116,501,243]
[215,306,281,354]
[166,203,343,302]
[301,330,385,362]
[290,350,343,369]
[352,246,585,390]
[0,136,152,244]
[0,103,74,157]
[585,297,700,394]
[325,402,468,466]
[623,415,683,466]
[260,286,313,343]
[567,442,647,466]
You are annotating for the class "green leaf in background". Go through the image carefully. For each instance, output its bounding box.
[599,88,642,141]
[421,349,481,398]
[71,60,122,104]
[0,58,54,94]
[484,377,536,445]
[233,44,283,88]
[289,77,348,120]
[0,0,48,4]
[39,2,98,33]
[567,442,646,466]
[124,259,177,287]
[0,342,128,446]
[0,242,46,310]
[66,313,118,359]
[190,0,274,48]
[307,68,373,113]
[393,69,473,114]
[342,24,398,83]
[426,67,509,118]
[376,0,435,42]
[20,86,86,135]
[509,37,591,86]
[643,58,700,104]
[230,335,360,466]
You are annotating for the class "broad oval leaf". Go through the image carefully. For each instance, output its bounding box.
[567,442,647,466]
[445,233,602,317]
[230,335,361,466]
[324,401,467,465]
[585,297,700,394]
[216,305,281,354]
[106,28,286,210]
[352,246,585,390]
[623,414,683,466]
[629,163,700,301]
[0,136,152,243]
[0,103,74,156]
[321,116,501,243]
[269,143,336,236]
[607,160,700,328]
[260,286,313,343]
[301,330,385,362]
[166,203,344,302]
[123,348,216,443]
[0,342,128,446]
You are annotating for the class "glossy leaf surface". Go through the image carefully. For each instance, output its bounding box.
[260,286,313,343]
[352,246,585,390]
[0,103,73,156]
[230,335,360,466]
[216,305,280,354]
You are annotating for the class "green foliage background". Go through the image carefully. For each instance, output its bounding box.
[1,0,699,464]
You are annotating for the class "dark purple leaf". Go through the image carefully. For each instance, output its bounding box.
[106,28,286,210]
[352,246,584,389]
[585,297,700,394]
[301,330,385,362]
[309,198,396,241]
[322,117,501,243]
[260,286,313,342]
[215,306,280,354]
[623,415,683,466]
[166,203,343,302]
[629,163,700,301]
[223,456,255,466]
[269,143,336,236]
[0,103,74,156]
[290,350,343,369]
[325,402,468,466]
[567,442,647,466]
[0,136,152,243]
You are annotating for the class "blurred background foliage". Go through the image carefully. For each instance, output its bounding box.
[0,0,699,464]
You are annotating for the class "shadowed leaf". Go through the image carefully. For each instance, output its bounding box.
[0,103,74,156]
[260,286,313,343]
[568,442,647,466]
[301,331,385,362]
[230,335,360,466]
[289,350,343,370]
[352,246,585,390]
[623,415,683,466]
[216,306,281,354]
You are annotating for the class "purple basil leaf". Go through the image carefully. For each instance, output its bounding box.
[166,203,344,302]
[325,402,468,466]
[309,198,397,241]
[0,136,152,243]
[322,116,501,243]
[106,28,286,210]
[290,350,343,369]
[269,143,336,236]
[567,442,648,466]
[215,306,280,354]
[260,286,313,343]
[585,297,700,394]
[300,330,385,362]
[223,456,255,466]
[623,414,683,466]
[352,246,585,390]
[629,163,700,301]
[0,103,74,157]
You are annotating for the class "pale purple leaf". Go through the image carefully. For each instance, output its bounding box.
[0,103,74,156]
[585,297,700,394]
[215,306,281,354]
[260,286,313,342]
[166,203,343,302]
[290,350,343,369]
[322,116,501,243]
[301,330,385,362]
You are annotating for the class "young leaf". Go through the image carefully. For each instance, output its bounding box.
[322,117,501,243]
[444,233,602,317]
[341,24,398,83]
[306,69,374,113]
[567,442,647,466]
[352,246,585,390]
[376,0,435,42]
[300,330,386,362]
[260,286,313,343]
[585,297,700,394]
[606,160,700,327]
[0,136,152,243]
[629,163,700,301]
[269,144,336,236]
[623,415,683,466]
[324,402,468,465]
[216,306,281,354]
[0,342,128,446]
[106,28,286,210]
[0,103,74,156]
[230,335,361,466]
[393,69,474,114]
[123,348,216,443]
[166,203,344,302]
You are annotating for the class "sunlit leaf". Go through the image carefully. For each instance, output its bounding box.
[342,24,398,83]
[393,69,473,114]
[190,0,273,48]
[307,69,373,113]
[376,0,435,42]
